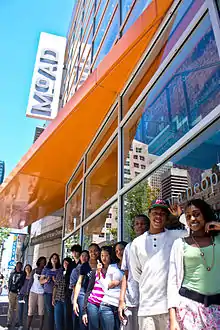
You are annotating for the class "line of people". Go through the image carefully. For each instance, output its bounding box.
[5,198,220,329]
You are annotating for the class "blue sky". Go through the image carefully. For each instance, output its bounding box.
[0,0,75,177]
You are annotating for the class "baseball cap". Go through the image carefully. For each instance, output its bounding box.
[149,199,170,212]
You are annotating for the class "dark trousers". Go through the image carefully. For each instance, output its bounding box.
[18,294,28,326]
[44,293,54,330]
[99,302,120,330]
[65,296,73,330]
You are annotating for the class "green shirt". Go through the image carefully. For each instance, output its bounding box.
[182,235,220,295]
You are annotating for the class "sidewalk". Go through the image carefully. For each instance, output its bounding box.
[0,293,8,329]
[0,294,47,330]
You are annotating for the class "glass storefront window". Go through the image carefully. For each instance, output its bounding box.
[121,0,133,24]
[122,0,152,35]
[65,184,82,235]
[83,202,118,248]
[85,138,118,218]
[82,0,94,31]
[93,0,118,61]
[75,28,93,90]
[161,0,205,60]
[122,0,206,117]
[94,0,107,33]
[123,14,220,185]
[86,105,118,169]
[216,0,220,13]
[123,179,159,242]
[67,162,83,199]
[123,120,220,240]
[93,7,119,69]
[63,230,80,257]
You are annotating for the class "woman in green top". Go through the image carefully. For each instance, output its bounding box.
[168,199,220,330]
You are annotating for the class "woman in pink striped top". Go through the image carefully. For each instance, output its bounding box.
[82,246,112,330]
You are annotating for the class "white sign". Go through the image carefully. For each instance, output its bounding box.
[26,32,66,120]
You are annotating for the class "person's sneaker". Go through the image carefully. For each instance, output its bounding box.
[18,326,23,330]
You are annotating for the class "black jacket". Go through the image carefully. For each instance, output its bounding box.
[83,270,96,315]
[8,270,25,293]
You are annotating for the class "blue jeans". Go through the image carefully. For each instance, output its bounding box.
[18,294,28,326]
[99,303,120,330]
[72,293,86,330]
[44,293,54,330]
[54,301,65,330]
[87,302,99,330]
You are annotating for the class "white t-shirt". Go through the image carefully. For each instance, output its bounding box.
[30,273,44,295]
[130,229,187,316]
[121,243,139,307]
[99,263,124,307]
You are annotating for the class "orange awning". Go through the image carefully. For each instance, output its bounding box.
[0,0,173,228]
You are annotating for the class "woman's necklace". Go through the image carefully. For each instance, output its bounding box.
[191,235,215,271]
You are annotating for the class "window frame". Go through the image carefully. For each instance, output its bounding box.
[62,0,220,245]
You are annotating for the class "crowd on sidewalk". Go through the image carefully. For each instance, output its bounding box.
[3,198,220,330]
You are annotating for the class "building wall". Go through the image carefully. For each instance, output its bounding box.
[61,0,153,105]
[36,238,62,262]
[26,216,63,267]
[62,0,220,248]
[161,168,189,202]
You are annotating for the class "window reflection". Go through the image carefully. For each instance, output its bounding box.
[93,7,119,69]
[123,15,220,184]
[65,185,82,235]
[86,106,118,169]
[63,231,80,257]
[66,0,94,98]
[161,0,205,60]
[67,163,83,199]
[123,180,159,242]
[123,122,220,240]
[93,0,118,60]
[122,0,152,35]
[83,202,118,248]
[122,0,206,117]
[217,0,220,12]
[85,138,118,218]
[94,0,107,33]
[121,0,133,24]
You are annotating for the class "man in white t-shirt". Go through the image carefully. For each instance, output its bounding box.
[130,199,187,330]
[119,214,150,329]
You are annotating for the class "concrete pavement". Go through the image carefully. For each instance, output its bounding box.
[0,292,47,330]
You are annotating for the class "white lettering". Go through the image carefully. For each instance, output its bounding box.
[179,171,219,202]
[40,48,58,64]
[177,193,184,204]
[193,183,200,194]
[35,77,49,91]
[32,92,53,113]
[38,64,57,80]
[32,48,59,116]
[210,173,218,193]
[201,178,209,191]
[186,187,193,200]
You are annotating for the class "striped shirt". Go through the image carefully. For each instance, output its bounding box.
[87,272,105,306]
